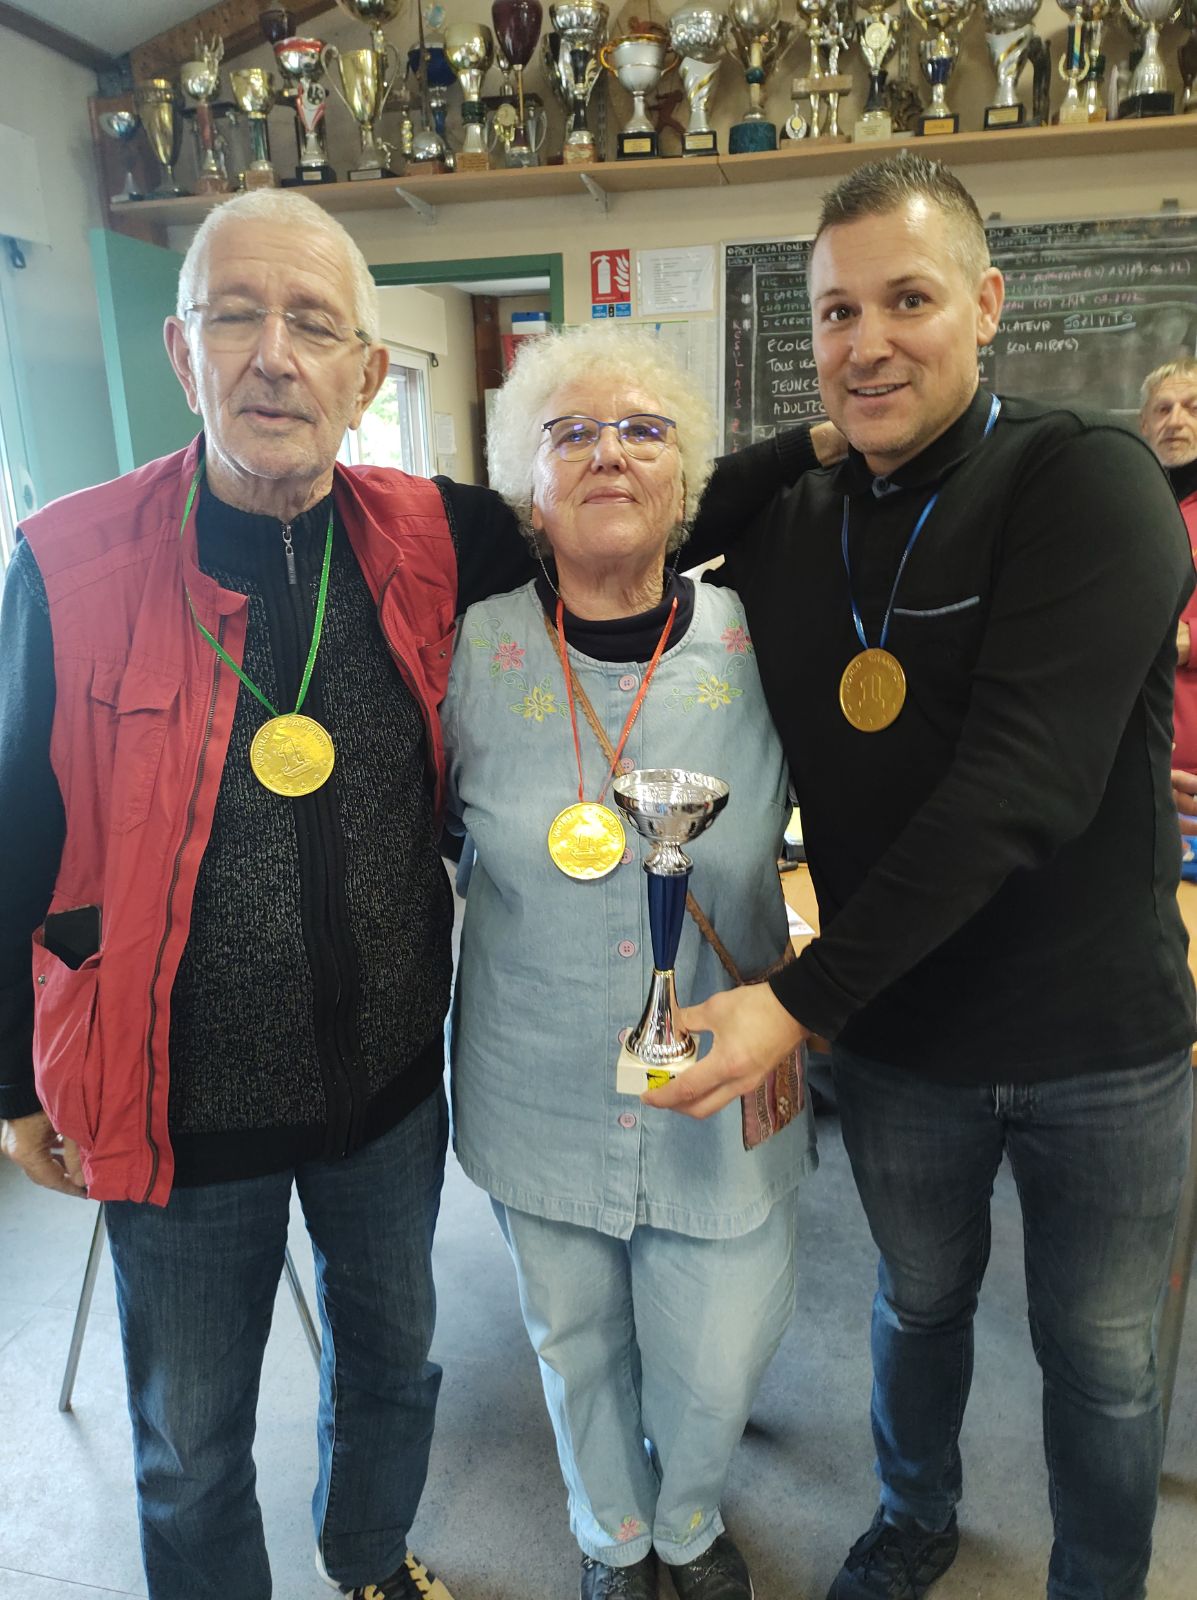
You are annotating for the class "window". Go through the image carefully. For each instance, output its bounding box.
[341,345,433,477]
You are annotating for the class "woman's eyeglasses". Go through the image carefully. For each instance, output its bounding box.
[541,413,676,461]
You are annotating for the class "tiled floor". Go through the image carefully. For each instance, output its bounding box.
[0,1112,1193,1600]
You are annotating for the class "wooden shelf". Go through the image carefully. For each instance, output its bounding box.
[112,112,1197,230]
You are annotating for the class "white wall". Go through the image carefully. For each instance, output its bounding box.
[0,25,116,515]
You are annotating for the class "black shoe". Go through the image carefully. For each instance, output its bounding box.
[351,1551,457,1600]
[667,1534,753,1600]
[825,1509,959,1600]
[580,1552,660,1600]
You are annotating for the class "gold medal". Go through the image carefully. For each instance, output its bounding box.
[250,713,336,796]
[839,647,907,732]
[548,801,627,881]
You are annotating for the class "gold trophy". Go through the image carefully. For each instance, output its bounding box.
[334,0,407,51]
[905,0,974,134]
[854,2,899,139]
[134,78,186,196]
[323,42,404,176]
[727,0,792,150]
[1056,0,1112,119]
[229,69,279,187]
[670,5,729,155]
[180,35,232,194]
[446,22,496,171]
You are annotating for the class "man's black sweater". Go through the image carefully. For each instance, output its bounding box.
[698,389,1197,1083]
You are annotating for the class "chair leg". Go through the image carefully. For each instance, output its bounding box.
[59,1206,107,1414]
[1160,1073,1197,1446]
[283,1244,321,1369]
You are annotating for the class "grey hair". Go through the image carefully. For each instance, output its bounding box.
[814,151,991,287]
[175,189,380,341]
[1140,357,1197,412]
[486,324,716,552]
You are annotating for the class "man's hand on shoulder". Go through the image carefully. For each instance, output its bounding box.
[810,420,848,468]
[1179,620,1191,667]
[641,984,809,1119]
[1174,769,1197,838]
[0,1111,87,1197]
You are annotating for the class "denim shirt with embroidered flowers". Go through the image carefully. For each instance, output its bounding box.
[444,579,816,1242]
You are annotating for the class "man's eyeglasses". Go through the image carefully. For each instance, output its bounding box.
[183,300,371,355]
[541,413,677,461]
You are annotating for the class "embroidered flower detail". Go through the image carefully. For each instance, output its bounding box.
[696,674,736,709]
[618,1517,646,1543]
[689,1511,705,1532]
[512,683,559,722]
[721,624,751,654]
[493,639,526,672]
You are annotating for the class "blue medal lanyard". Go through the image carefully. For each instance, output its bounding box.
[841,394,1001,653]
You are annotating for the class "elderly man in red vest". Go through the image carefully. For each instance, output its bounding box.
[0,189,535,1600]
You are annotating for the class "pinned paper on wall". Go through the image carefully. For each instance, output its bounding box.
[0,123,48,246]
[636,247,716,317]
[434,412,457,455]
[649,319,719,420]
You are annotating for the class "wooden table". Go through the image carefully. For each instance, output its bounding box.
[781,865,1197,1441]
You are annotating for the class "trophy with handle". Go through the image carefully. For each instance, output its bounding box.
[727,0,792,151]
[601,28,675,157]
[981,0,1046,126]
[274,37,337,182]
[229,68,279,187]
[547,1,608,164]
[334,0,406,51]
[855,2,899,138]
[322,41,404,176]
[611,768,730,1095]
[670,5,730,155]
[905,0,974,134]
[134,79,185,196]
[1118,0,1182,115]
[180,35,232,193]
[446,22,496,171]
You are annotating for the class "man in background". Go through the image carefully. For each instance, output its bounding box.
[1141,357,1197,770]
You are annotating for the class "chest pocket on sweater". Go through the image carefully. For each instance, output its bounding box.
[89,662,180,834]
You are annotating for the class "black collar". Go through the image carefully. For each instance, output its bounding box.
[1167,456,1197,505]
[832,386,997,500]
[195,480,335,581]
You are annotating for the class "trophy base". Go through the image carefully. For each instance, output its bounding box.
[727,120,778,153]
[984,103,1026,129]
[616,1041,697,1097]
[284,165,337,185]
[243,167,278,190]
[195,173,232,195]
[916,111,960,137]
[853,111,893,142]
[349,164,397,180]
[1056,99,1091,125]
[683,129,718,155]
[617,130,659,159]
[454,149,493,172]
[1118,91,1175,118]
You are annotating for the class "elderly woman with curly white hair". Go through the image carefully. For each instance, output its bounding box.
[442,325,821,1600]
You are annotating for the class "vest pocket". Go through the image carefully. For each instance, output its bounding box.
[31,938,103,1147]
[418,625,457,706]
[90,662,180,834]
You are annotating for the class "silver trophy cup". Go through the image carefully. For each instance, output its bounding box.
[670,4,729,154]
[612,768,730,1093]
[981,0,1047,126]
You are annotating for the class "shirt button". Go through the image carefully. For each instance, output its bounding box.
[618,1112,638,1130]
[618,1027,631,1044]
[617,939,637,958]
[618,673,638,692]
[621,847,634,865]
[617,757,635,775]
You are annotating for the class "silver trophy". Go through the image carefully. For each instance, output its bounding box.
[1119,0,1182,114]
[601,30,674,158]
[180,35,232,193]
[1058,0,1114,120]
[818,0,857,137]
[274,37,337,182]
[855,3,899,138]
[670,4,729,154]
[612,768,730,1094]
[727,0,792,151]
[905,0,975,133]
[981,0,1048,125]
[446,23,496,171]
[98,109,143,202]
[546,2,608,163]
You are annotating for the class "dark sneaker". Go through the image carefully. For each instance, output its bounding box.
[580,1552,660,1600]
[351,1551,457,1600]
[667,1534,754,1600]
[826,1509,959,1600]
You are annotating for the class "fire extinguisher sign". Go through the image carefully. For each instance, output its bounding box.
[591,249,632,318]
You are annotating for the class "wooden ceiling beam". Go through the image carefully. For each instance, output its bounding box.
[0,2,117,72]
[130,0,335,82]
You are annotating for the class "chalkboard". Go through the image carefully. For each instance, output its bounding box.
[720,214,1197,452]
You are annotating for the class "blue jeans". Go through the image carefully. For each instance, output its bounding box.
[492,1198,797,1568]
[105,1089,448,1600]
[832,1047,1192,1600]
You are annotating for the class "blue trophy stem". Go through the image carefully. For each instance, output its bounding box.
[647,868,690,971]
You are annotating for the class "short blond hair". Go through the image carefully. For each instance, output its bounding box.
[486,324,716,551]
[1140,358,1197,414]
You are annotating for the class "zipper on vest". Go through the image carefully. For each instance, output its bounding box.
[281,522,297,586]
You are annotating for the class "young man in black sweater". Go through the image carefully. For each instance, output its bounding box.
[655,154,1196,1600]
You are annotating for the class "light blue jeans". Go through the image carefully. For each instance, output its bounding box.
[493,1198,797,1568]
[832,1047,1193,1600]
[105,1090,448,1600]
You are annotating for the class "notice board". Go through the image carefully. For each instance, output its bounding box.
[720,214,1197,452]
